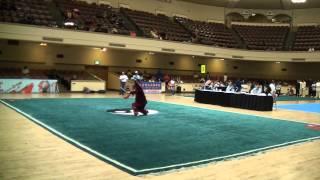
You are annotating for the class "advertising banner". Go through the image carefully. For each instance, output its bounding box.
[0,79,58,93]
[140,82,162,94]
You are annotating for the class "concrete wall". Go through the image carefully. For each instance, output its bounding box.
[292,8,320,25]
[1,41,320,80]
[1,24,320,62]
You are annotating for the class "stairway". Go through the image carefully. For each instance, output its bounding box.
[230,28,246,49]
[47,0,65,27]
[284,30,296,51]
[118,9,144,36]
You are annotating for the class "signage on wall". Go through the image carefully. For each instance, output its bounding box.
[201,64,206,74]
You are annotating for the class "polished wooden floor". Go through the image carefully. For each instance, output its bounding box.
[0,92,320,180]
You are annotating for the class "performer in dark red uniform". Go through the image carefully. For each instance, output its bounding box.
[123,80,148,116]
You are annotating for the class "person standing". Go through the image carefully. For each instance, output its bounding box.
[316,80,320,98]
[295,80,300,97]
[168,78,176,95]
[131,71,141,81]
[269,80,276,96]
[119,72,128,95]
[301,80,306,97]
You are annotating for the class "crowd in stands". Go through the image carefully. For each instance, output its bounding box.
[1,0,320,51]
[56,0,132,35]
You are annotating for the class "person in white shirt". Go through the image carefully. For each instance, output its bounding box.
[168,79,175,95]
[300,80,306,97]
[250,84,262,95]
[316,80,320,98]
[131,71,141,81]
[226,81,235,92]
[204,79,213,90]
[276,82,282,96]
[119,72,128,95]
[269,80,276,95]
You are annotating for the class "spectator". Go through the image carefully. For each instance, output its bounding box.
[155,69,163,82]
[168,78,175,95]
[204,79,213,90]
[150,29,159,39]
[250,83,262,94]
[131,71,141,81]
[276,82,282,96]
[22,66,30,77]
[226,81,235,92]
[127,70,133,79]
[119,72,128,95]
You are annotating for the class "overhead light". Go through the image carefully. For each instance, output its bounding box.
[192,56,195,58]
[251,13,256,16]
[101,47,107,52]
[148,52,155,55]
[94,60,100,65]
[216,58,224,61]
[291,0,306,3]
[40,42,47,46]
[275,62,281,64]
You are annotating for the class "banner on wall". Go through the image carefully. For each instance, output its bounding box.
[0,79,58,94]
[140,82,162,94]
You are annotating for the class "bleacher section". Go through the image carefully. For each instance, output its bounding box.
[175,17,239,48]
[0,0,319,52]
[0,0,56,26]
[233,25,289,51]
[121,8,191,42]
[0,68,48,79]
[56,0,132,35]
[293,26,320,51]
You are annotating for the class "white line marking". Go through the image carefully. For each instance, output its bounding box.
[137,136,320,172]
[0,100,138,173]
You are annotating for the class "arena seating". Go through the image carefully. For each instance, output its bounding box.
[0,67,48,79]
[175,17,239,48]
[121,8,191,42]
[233,25,289,51]
[293,25,320,51]
[1,0,318,52]
[55,0,132,35]
[0,0,56,26]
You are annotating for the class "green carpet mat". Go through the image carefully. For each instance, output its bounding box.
[277,95,320,101]
[1,98,320,175]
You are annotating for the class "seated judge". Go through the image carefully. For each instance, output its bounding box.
[250,83,262,94]
[204,79,213,90]
[226,80,235,92]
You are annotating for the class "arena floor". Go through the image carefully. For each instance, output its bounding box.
[1,92,320,180]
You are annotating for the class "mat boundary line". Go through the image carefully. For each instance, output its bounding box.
[137,136,320,172]
[1,99,320,174]
[0,100,138,173]
[154,99,318,125]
